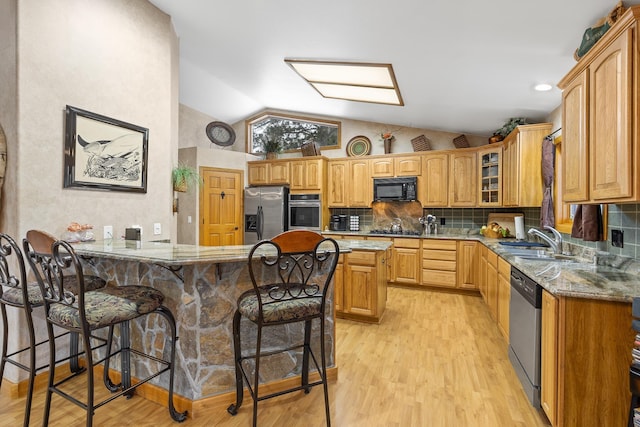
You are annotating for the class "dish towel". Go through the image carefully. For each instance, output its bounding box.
[540,135,555,228]
[571,204,604,241]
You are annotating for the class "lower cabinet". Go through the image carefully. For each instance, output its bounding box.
[422,240,457,288]
[497,257,510,341]
[392,238,421,284]
[336,249,387,323]
[457,240,478,290]
[540,292,633,426]
[485,250,498,319]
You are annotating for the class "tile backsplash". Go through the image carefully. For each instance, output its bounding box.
[330,204,640,261]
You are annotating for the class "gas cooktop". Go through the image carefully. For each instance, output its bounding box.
[368,229,423,236]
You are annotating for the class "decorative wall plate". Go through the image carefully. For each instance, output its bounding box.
[346,135,371,157]
[205,121,236,146]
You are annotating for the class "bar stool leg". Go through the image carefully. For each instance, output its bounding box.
[227,310,244,415]
[302,320,312,393]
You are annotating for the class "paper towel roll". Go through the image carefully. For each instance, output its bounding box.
[514,216,525,240]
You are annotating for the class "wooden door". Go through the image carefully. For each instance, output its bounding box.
[247,163,268,185]
[304,159,322,190]
[449,151,476,206]
[561,71,589,202]
[422,153,448,207]
[289,160,306,191]
[497,257,511,340]
[589,28,632,201]
[370,158,394,177]
[334,256,344,313]
[269,162,290,184]
[199,167,243,246]
[541,290,558,426]
[327,160,348,207]
[344,264,375,317]
[349,159,371,207]
[486,256,498,319]
[394,156,421,176]
[457,241,478,290]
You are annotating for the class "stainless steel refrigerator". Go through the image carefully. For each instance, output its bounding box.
[244,186,289,245]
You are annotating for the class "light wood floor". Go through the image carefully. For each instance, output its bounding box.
[0,287,551,426]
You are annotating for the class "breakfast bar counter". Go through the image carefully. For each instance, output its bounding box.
[71,239,386,407]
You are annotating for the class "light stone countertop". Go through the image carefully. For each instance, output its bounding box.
[71,238,391,266]
[323,230,640,303]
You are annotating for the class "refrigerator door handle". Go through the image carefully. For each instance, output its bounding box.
[257,206,263,241]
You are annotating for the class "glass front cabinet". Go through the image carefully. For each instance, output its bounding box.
[478,146,502,206]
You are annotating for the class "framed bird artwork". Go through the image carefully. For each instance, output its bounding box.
[63,105,148,193]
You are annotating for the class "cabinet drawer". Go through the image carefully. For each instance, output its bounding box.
[394,238,421,248]
[422,269,457,286]
[422,259,456,271]
[423,240,457,251]
[347,251,376,266]
[498,257,511,278]
[422,249,456,261]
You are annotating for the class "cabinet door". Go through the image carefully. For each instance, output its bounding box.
[289,160,306,191]
[502,140,517,206]
[479,245,488,300]
[269,162,290,184]
[541,290,558,426]
[394,156,422,176]
[370,158,394,177]
[304,159,322,190]
[457,241,478,289]
[562,71,589,202]
[589,28,632,201]
[328,160,348,207]
[486,259,498,319]
[477,147,502,206]
[344,264,375,317]
[422,153,448,206]
[349,159,371,207]
[248,163,269,185]
[497,258,510,340]
[394,248,420,284]
[449,152,477,206]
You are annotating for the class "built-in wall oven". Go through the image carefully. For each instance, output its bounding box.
[288,194,321,231]
[509,265,542,408]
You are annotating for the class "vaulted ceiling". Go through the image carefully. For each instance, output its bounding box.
[150,0,623,136]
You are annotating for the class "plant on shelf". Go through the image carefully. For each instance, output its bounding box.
[493,117,527,140]
[261,137,283,159]
[172,163,202,193]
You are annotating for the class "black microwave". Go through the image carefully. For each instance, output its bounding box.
[373,177,418,201]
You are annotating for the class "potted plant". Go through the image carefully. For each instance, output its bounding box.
[172,163,201,192]
[492,117,527,142]
[262,137,283,160]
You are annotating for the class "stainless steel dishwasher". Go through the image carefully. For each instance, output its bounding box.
[508,266,542,408]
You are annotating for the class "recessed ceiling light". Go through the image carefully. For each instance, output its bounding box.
[285,59,404,106]
[534,83,553,92]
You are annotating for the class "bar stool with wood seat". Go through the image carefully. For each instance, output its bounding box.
[23,230,187,426]
[0,232,106,427]
[227,230,339,427]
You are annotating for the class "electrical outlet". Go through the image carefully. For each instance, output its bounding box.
[612,229,624,248]
[440,217,446,226]
[153,223,162,235]
[103,225,113,240]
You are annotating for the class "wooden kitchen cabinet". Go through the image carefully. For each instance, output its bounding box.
[367,236,393,281]
[485,249,498,319]
[457,240,478,290]
[479,245,488,301]
[349,159,372,207]
[327,160,348,207]
[247,159,290,186]
[392,238,421,285]
[558,10,640,203]
[497,257,510,341]
[477,146,502,206]
[422,239,457,288]
[541,293,633,427]
[334,254,344,313]
[449,150,477,207]
[502,123,551,207]
[421,153,449,207]
[394,155,422,176]
[370,158,394,177]
[338,249,387,323]
[541,290,558,426]
[289,158,324,192]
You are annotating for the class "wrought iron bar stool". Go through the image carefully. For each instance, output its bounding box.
[227,230,339,427]
[628,298,640,427]
[0,232,106,426]
[23,230,187,426]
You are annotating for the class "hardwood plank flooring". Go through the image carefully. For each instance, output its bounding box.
[0,287,551,426]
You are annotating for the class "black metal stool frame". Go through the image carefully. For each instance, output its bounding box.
[26,237,187,426]
[227,230,339,427]
[0,233,94,427]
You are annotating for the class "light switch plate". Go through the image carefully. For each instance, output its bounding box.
[153,223,162,235]
[103,225,113,239]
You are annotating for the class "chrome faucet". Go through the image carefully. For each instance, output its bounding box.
[527,226,563,254]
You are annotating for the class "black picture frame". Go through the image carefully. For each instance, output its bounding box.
[64,105,148,193]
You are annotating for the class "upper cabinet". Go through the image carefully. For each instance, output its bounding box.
[559,9,638,203]
[349,158,372,207]
[290,158,324,192]
[370,156,422,178]
[502,123,551,207]
[248,157,324,192]
[449,150,477,206]
[477,146,502,206]
[421,152,449,207]
[247,161,289,185]
[327,160,348,207]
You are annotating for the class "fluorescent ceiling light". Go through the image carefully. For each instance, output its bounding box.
[285,59,404,106]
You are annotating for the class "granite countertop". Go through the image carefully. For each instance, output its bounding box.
[71,238,384,266]
[323,230,640,303]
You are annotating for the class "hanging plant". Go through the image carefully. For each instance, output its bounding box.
[172,163,202,193]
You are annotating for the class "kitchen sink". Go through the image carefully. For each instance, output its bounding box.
[503,248,549,257]
[514,253,578,263]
